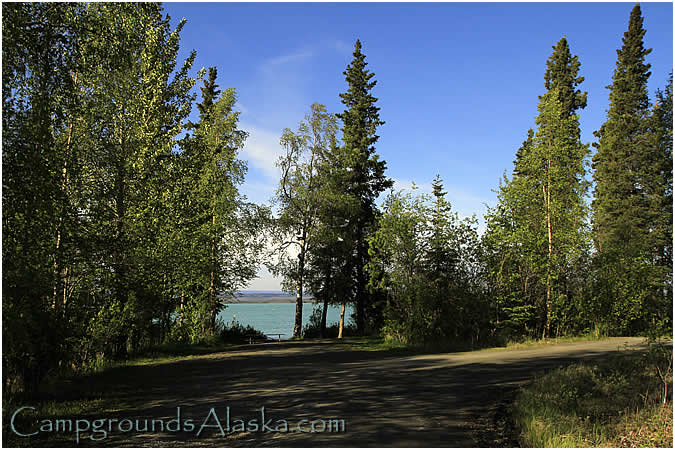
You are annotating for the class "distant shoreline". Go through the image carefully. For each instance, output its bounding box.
[225,300,315,304]
[226,292,315,304]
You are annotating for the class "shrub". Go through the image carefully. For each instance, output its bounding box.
[217,320,267,344]
[302,306,356,338]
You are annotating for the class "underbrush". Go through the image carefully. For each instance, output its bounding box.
[302,306,357,338]
[511,339,673,447]
[218,320,267,344]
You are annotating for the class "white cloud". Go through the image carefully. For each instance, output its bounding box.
[265,49,314,68]
[240,123,283,181]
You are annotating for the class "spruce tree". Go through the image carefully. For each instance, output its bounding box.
[649,75,673,271]
[197,67,221,122]
[428,175,456,281]
[337,39,392,334]
[515,37,586,177]
[591,4,658,333]
[543,36,587,118]
[592,3,652,256]
[645,75,673,329]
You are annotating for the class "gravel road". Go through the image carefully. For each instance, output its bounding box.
[18,337,646,447]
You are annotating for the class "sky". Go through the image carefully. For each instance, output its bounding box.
[162,1,673,291]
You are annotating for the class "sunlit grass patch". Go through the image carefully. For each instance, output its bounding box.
[511,342,673,447]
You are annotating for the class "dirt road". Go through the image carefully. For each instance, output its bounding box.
[21,337,645,447]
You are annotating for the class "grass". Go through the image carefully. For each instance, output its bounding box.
[339,336,412,352]
[339,332,612,355]
[510,341,673,447]
[481,333,611,352]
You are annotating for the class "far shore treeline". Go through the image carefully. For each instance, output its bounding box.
[2,2,672,393]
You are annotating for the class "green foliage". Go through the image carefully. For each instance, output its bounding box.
[592,4,653,257]
[368,180,488,346]
[590,5,671,335]
[337,40,393,334]
[217,320,267,345]
[512,349,673,447]
[484,52,591,339]
[271,103,339,337]
[2,1,85,392]
[178,68,263,337]
[2,2,671,401]
[543,36,588,118]
[2,3,266,393]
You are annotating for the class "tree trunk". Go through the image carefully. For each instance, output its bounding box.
[114,153,128,360]
[209,144,218,336]
[544,157,553,338]
[179,290,184,327]
[293,247,305,338]
[338,302,346,339]
[320,296,329,338]
[209,231,216,334]
[355,228,366,335]
[52,74,77,312]
[320,270,331,337]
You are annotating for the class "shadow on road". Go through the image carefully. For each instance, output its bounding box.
[14,337,646,447]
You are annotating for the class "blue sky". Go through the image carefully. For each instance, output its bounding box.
[163,1,673,290]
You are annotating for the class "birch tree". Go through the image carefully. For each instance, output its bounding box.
[272,103,338,338]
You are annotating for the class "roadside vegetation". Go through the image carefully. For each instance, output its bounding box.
[511,338,673,447]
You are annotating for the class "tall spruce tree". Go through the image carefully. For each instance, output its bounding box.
[649,75,673,272]
[591,4,658,333]
[592,3,652,256]
[337,39,392,334]
[647,75,673,329]
[514,37,587,177]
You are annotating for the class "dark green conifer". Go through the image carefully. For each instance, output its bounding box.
[543,36,588,117]
[513,128,534,176]
[648,74,673,270]
[592,3,652,255]
[337,39,392,333]
[514,37,586,177]
[590,4,666,334]
[197,67,221,121]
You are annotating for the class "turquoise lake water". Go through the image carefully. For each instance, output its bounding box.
[217,303,355,339]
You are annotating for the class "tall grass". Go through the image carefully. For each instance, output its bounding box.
[511,340,673,447]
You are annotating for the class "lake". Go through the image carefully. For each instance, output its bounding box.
[217,303,355,339]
